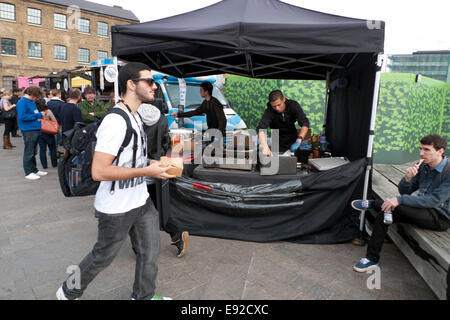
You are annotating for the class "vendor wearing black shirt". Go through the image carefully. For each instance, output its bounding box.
[172,82,227,137]
[257,90,310,156]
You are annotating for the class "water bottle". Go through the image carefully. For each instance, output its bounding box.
[383,210,393,225]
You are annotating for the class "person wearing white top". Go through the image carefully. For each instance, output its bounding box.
[56,62,175,301]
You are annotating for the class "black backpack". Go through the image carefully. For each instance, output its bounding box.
[58,108,139,197]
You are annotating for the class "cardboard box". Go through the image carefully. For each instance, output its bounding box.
[160,156,184,177]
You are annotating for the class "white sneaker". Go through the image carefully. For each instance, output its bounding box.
[36,171,48,176]
[25,173,40,180]
[56,286,68,300]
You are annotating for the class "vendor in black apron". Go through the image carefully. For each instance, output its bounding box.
[257,90,310,157]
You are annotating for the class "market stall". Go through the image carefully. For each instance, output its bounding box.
[111,0,385,243]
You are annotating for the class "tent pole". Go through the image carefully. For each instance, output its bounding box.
[113,56,119,102]
[359,53,383,233]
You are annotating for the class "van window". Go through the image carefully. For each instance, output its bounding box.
[166,83,227,109]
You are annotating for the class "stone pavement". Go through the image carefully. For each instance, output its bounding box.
[0,133,436,300]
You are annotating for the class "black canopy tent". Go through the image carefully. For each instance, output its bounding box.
[111,0,385,242]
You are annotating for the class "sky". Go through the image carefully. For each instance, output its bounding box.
[92,0,450,55]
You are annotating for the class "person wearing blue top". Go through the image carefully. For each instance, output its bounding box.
[16,86,48,181]
[351,134,449,272]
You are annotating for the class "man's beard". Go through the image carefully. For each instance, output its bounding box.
[136,86,154,104]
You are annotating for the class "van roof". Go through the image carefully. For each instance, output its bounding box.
[152,73,216,84]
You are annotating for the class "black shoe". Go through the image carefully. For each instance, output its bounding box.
[12,134,21,138]
[171,231,189,258]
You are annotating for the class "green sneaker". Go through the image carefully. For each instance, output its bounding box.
[151,293,173,300]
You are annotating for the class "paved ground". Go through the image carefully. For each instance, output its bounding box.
[0,133,436,300]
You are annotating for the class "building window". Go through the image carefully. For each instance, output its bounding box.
[28,41,42,58]
[54,13,67,29]
[0,2,14,21]
[1,38,15,55]
[78,18,90,34]
[97,50,108,61]
[2,76,14,90]
[78,48,90,63]
[54,45,67,61]
[27,8,41,25]
[97,22,108,37]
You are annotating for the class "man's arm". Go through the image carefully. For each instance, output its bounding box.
[91,151,174,181]
[93,100,107,119]
[398,176,450,209]
[79,101,96,123]
[256,110,273,156]
[174,102,205,118]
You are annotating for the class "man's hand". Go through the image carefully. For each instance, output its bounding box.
[171,112,178,118]
[261,144,272,157]
[89,112,95,116]
[405,164,420,182]
[381,197,399,212]
[290,141,301,153]
[144,161,176,180]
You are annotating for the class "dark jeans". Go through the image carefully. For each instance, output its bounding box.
[367,199,450,263]
[3,118,15,136]
[62,197,160,300]
[22,130,41,176]
[38,133,57,168]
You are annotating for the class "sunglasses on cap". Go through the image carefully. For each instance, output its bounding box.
[131,78,157,87]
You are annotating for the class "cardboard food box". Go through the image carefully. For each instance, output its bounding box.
[160,156,183,177]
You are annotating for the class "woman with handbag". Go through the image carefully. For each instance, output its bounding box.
[36,98,58,169]
[1,90,17,149]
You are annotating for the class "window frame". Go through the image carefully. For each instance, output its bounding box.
[27,7,41,25]
[97,21,108,37]
[97,50,108,61]
[0,2,15,21]
[54,12,67,30]
[78,48,90,63]
[28,41,42,58]
[54,44,67,61]
[1,38,16,55]
[78,17,90,34]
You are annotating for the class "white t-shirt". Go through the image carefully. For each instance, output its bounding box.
[94,106,149,214]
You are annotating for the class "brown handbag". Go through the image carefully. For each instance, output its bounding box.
[41,119,60,135]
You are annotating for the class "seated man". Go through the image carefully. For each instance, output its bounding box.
[78,86,107,124]
[257,90,309,156]
[351,134,449,272]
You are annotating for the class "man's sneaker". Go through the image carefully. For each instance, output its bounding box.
[56,286,82,300]
[36,170,48,176]
[353,258,378,273]
[171,231,189,258]
[151,293,173,300]
[351,199,375,212]
[25,173,40,180]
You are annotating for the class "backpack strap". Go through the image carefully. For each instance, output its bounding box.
[104,108,138,194]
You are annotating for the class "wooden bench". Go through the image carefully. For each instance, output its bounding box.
[371,163,449,300]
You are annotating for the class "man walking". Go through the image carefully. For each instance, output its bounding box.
[56,62,175,300]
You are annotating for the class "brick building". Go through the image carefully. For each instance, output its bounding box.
[0,0,139,90]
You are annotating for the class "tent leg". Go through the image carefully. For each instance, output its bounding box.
[113,56,119,102]
[359,53,383,233]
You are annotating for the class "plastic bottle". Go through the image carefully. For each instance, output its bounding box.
[383,210,393,225]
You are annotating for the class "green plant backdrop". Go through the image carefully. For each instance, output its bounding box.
[223,73,449,164]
